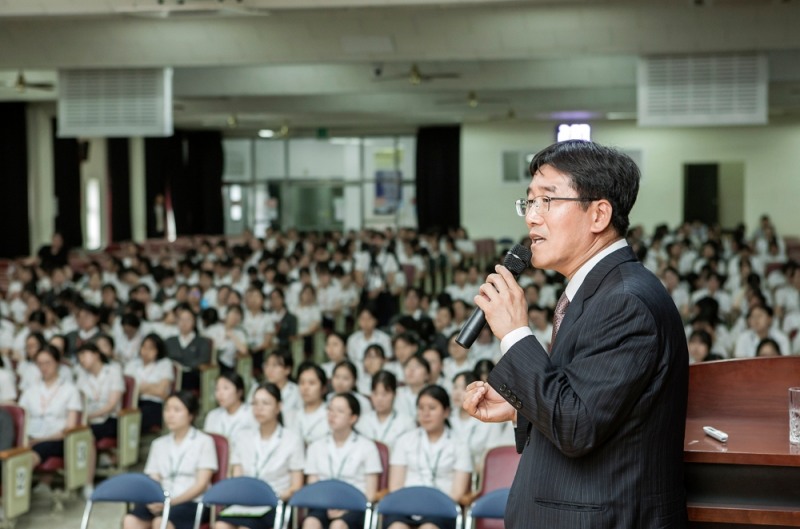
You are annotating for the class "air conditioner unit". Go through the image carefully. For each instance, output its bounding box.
[57,68,173,137]
[637,54,767,127]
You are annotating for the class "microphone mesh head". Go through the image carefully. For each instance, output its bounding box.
[504,244,532,276]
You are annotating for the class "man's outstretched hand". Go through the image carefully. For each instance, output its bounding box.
[463,380,516,423]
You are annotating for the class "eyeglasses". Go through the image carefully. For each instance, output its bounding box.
[514,196,599,217]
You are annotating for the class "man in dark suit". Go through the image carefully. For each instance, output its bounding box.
[464,140,689,528]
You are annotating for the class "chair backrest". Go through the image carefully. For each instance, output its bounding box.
[0,404,26,447]
[288,479,368,512]
[470,488,509,519]
[375,441,390,491]
[202,476,279,507]
[469,488,510,529]
[123,375,138,409]
[208,432,229,483]
[377,486,460,519]
[82,473,170,529]
[90,472,167,503]
[479,445,521,495]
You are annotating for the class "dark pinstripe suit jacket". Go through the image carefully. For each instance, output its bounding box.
[488,246,689,529]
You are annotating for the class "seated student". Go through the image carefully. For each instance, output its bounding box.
[395,355,431,418]
[204,373,257,450]
[295,284,322,360]
[0,355,17,402]
[733,305,791,359]
[165,306,212,391]
[321,332,348,380]
[359,371,415,452]
[387,386,473,529]
[124,333,175,433]
[289,362,330,445]
[441,333,474,384]
[203,305,249,376]
[18,346,83,470]
[468,326,499,364]
[346,306,392,365]
[358,344,388,395]
[76,342,125,439]
[303,393,383,529]
[16,332,72,392]
[123,391,218,529]
[472,359,495,384]
[756,337,783,357]
[266,288,298,352]
[385,332,421,383]
[448,372,509,472]
[420,346,449,393]
[688,330,724,364]
[328,360,372,417]
[216,382,305,529]
[0,407,13,450]
[249,349,302,414]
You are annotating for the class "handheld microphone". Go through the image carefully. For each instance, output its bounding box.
[455,243,532,349]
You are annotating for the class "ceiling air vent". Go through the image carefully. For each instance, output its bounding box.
[637,54,767,126]
[57,68,173,138]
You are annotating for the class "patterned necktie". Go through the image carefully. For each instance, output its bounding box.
[550,292,570,348]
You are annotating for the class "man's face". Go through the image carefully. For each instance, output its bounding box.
[526,164,597,278]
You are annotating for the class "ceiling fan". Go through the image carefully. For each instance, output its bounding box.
[437,91,509,108]
[2,71,56,93]
[374,63,460,85]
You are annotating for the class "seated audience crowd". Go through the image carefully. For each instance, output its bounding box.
[0,217,798,528]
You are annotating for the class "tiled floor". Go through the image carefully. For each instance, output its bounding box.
[14,489,126,529]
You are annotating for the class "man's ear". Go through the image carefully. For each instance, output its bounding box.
[590,200,613,234]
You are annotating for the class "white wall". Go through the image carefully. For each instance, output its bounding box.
[461,118,800,241]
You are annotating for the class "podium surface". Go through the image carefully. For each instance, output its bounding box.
[685,356,800,528]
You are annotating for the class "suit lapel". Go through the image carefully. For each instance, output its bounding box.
[550,246,638,358]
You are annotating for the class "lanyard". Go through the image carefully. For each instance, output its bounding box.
[39,381,63,416]
[376,411,397,442]
[327,433,356,479]
[420,429,449,486]
[168,429,195,483]
[254,426,284,478]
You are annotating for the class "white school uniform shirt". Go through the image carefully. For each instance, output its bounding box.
[231,425,305,495]
[295,305,322,336]
[346,330,392,365]
[468,338,500,363]
[304,432,383,495]
[77,364,126,424]
[144,427,218,502]
[16,360,73,392]
[124,357,175,403]
[243,311,272,350]
[442,357,475,385]
[113,326,145,366]
[734,329,792,358]
[19,380,83,439]
[394,386,419,418]
[288,404,330,445]
[203,404,258,448]
[358,410,416,452]
[449,412,503,468]
[0,367,17,401]
[390,427,473,495]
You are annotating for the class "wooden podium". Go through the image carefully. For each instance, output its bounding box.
[685,356,800,528]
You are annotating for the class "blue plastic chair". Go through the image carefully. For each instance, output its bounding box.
[287,479,370,529]
[372,486,462,529]
[464,488,509,529]
[80,473,170,529]
[193,476,283,529]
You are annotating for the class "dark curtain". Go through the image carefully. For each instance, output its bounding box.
[144,135,181,238]
[145,131,224,237]
[108,138,132,242]
[52,119,83,249]
[0,103,30,258]
[415,126,461,233]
